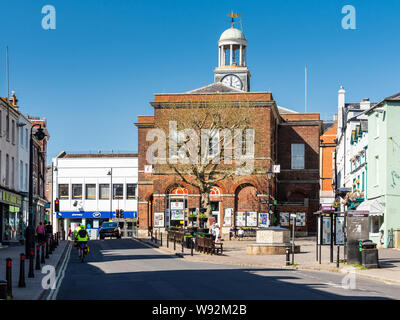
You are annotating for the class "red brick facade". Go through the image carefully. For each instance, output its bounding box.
[135,92,321,236]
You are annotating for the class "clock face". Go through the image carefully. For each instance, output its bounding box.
[221,74,243,90]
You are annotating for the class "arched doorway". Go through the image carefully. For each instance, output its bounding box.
[235,184,259,227]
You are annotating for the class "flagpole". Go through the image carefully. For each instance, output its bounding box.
[305,64,307,113]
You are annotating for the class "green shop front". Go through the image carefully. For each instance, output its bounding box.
[0,188,24,244]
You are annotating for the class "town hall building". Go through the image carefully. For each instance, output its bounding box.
[135,19,322,238]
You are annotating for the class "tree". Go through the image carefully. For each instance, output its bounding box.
[148,98,258,221]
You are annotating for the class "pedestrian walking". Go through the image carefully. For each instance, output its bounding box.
[36,222,46,244]
[68,227,72,240]
[45,222,53,241]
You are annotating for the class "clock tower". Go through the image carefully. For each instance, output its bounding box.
[214,18,251,91]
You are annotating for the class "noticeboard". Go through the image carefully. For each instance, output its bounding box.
[335,216,345,245]
[154,212,164,227]
[347,211,369,242]
[322,216,332,245]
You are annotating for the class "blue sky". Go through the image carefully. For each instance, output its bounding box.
[1,0,399,162]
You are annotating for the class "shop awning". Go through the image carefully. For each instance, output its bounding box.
[356,199,383,216]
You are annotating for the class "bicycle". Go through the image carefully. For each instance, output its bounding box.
[78,242,89,263]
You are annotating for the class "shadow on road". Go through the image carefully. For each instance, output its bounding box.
[53,239,394,300]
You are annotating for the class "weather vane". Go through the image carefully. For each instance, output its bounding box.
[227,11,242,29]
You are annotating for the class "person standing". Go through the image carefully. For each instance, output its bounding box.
[36,222,46,244]
[214,223,220,243]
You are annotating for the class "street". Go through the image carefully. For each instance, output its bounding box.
[43,239,400,300]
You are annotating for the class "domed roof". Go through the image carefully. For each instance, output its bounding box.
[219,26,246,42]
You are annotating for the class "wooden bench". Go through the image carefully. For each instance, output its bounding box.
[167,230,184,244]
[196,236,223,255]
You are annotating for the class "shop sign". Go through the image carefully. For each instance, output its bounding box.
[1,190,22,207]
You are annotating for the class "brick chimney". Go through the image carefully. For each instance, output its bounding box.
[9,91,18,110]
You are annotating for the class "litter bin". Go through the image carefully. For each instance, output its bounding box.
[360,240,379,269]
[0,279,7,300]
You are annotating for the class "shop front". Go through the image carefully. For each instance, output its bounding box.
[0,189,23,244]
[57,211,138,239]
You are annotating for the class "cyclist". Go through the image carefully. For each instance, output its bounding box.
[72,227,79,247]
[76,225,89,257]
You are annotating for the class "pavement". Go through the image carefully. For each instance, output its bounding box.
[0,239,69,300]
[136,235,400,286]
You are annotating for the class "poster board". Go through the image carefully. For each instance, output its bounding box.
[154,212,164,227]
[322,216,332,245]
[296,212,306,226]
[280,212,290,227]
[223,208,233,226]
[246,212,258,227]
[235,212,246,226]
[335,216,345,245]
[258,213,269,228]
[346,211,369,263]
[171,209,184,220]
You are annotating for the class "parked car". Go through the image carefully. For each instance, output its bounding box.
[99,222,121,239]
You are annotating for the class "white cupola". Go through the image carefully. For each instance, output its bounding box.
[214,16,251,92]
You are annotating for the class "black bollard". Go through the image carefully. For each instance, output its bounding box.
[41,242,45,264]
[167,233,169,248]
[18,254,26,288]
[155,230,157,244]
[191,239,194,256]
[336,245,340,268]
[182,239,184,253]
[28,249,34,278]
[160,233,163,247]
[45,239,49,258]
[174,235,176,251]
[286,247,290,266]
[6,258,12,299]
[49,237,53,254]
[25,225,35,257]
[35,245,41,270]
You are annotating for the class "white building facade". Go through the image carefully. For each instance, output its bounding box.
[52,152,138,238]
[336,87,372,207]
[17,112,30,236]
[0,96,24,244]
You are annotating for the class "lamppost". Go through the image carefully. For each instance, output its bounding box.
[25,124,46,256]
[107,168,112,220]
[266,168,275,226]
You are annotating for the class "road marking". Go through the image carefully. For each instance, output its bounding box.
[47,242,72,300]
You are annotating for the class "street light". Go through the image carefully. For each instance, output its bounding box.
[266,168,275,226]
[25,124,47,256]
[107,168,112,220]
